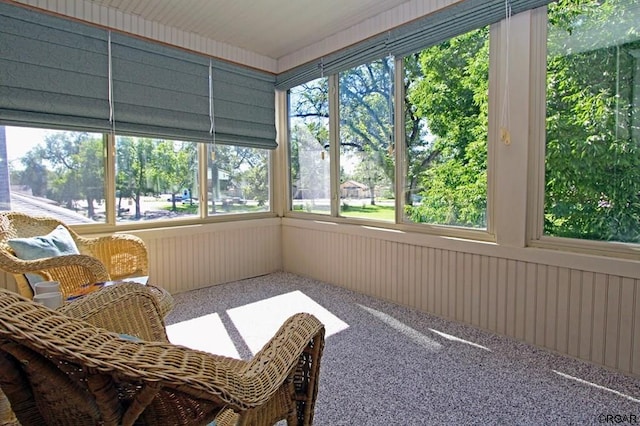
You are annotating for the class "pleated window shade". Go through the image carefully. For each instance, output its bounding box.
[0,2,277,149]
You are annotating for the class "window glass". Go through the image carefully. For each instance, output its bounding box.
[1,125,106,224]
[545,0,640,243]
[207,144,270,215]
[288,78,331,214]
[339,58,395,221]
[115,136,199,222]
[402,27,489,229]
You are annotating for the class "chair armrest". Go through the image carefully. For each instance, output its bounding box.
[239,312,325,424]
[0,251,110,297]
[58,283,169,342]
[78,234,148,280]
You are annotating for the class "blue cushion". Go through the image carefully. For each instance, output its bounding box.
[7,225,80,288]
[118,333,141,342]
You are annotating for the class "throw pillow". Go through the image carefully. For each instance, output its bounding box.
[118,333,141,342]
[8,225,80,289]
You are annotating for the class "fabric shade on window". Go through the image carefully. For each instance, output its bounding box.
[0,2,277,150]
[111,35,276,148]
[275,0,554,90]
[211,61,277,149]
[109,33,211,142]
[0,2,110,132]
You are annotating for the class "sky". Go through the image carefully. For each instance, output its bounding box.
[5,126,49,163]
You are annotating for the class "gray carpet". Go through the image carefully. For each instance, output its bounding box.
[165,272,640,426]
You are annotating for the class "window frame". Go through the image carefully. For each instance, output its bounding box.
[284,36,496,244]
[1,127,275,234]
[526,4,640,260]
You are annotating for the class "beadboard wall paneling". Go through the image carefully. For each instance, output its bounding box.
[281,219,640,376]
[0,218,282,295]
[134,218,282,294]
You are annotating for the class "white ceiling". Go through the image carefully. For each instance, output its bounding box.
[85,0,412,59]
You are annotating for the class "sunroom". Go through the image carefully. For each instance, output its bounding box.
[0,0,638,410]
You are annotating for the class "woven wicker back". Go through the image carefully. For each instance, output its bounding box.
[0,290,118,425]
[0,289,223,425]
[0,212,78,245]
[0,288,325,426]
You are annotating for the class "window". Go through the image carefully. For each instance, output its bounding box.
[115,136,199,222]
[339,58,395,221]
[402,27,489,229]
[1,2,277,228]
[207,144,270,215]
[544,0,640,243]
[1,126,106,224]
[287,32,491,230]
[288,78,331,215]
[1,125,271,226]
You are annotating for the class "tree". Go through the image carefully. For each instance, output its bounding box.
[116,137,156,219]
[352,146,390,205]
[153,140,197,211]
[544,0,640,242]
[17,149,48,197]
[212,145,268,206]
[339,58,395,202]
[37,132,104,218]
[404,27,489,227]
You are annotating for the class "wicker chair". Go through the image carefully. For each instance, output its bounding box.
[0,211,149,299]
[0,284,325,425]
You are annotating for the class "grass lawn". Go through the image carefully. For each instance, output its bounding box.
[292,201,395,221]
[339,203,395,221]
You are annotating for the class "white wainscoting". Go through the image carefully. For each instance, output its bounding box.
[281,218,640,377]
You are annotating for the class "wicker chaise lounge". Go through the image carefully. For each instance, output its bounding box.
[0,284,325,425]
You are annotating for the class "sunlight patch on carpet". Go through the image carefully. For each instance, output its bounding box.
[358,304,443,351]
[166,313,240,358]
[228,290,349,354]
[553,370,640,403]
[428,328,492,351]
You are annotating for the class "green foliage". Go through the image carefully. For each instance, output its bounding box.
[544,0,640,242]
[404,27,489,228]
[17,150,48,197]
[21,132,105,217]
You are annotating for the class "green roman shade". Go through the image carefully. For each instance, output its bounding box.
[211,61,277,149]
[0,2,110,132]
[109,33,211,142]
[0,2,277,149]
[276,0,555,90]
